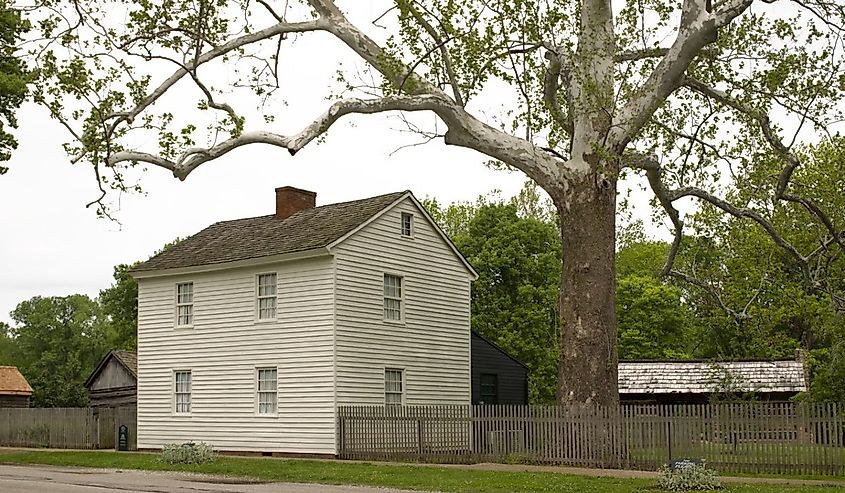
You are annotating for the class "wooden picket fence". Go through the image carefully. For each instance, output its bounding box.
[337,403,845,476]
[0,406,137,450]
[0,407,99,449]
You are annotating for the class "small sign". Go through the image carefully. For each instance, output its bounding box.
[670,458,702,470]
[118,425,128,451]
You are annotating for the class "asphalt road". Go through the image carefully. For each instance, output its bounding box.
[0,464,437,493]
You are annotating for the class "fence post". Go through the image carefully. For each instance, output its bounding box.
[667,418,673,464]
[417,418,423,457]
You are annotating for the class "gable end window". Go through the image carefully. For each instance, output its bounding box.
[257,273,277,320]
[400,212,413,237]
[174,370,192,413]
[256,368,278,414]
[383,274,403,321]
[176,282,194,326]
[480,373,498,404]
[385,368,404,406]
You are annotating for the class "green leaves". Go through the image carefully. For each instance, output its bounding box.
[0,0,33,170]
[8,295,111,407]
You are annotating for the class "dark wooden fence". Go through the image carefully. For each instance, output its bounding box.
[337,403,845,476]
[0,405,137,450]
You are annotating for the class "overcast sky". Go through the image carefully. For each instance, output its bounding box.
[0,3,527,324]
[0,2,675,325]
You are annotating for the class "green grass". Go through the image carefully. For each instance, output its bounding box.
[1,450,844,492]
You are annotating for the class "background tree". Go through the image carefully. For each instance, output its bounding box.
[616,275,691,360]
[449,198,561,403]
[0,0,30,172]
[22,0,845,404]
[8,295,111,407]
[99,263,139,350]
[0,322,18,367]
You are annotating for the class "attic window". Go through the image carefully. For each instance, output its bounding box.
[401,212,413,237]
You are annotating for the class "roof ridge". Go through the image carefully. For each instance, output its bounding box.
[207,190,408,227]
[132,190,410,273]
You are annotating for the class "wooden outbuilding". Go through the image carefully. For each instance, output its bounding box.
[0,366,33,408]
[471,331,529,405]
[618,356,808,404]
[85,350,137,408]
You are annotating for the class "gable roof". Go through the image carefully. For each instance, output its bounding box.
[85,350,138,388]
[131,190,476,278]
[618,360,806,395]
[132,191,408,273]
[471,331,529,371]
[0,366,33,396]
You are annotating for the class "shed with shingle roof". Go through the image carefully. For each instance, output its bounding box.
[618,357,808,403]
[85,350,138,408]
[0,366,33,408]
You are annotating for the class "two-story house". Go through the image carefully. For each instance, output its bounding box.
[131,187,476,455]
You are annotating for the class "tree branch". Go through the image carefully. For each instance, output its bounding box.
[611,0,752,149]
[684,76,845,253]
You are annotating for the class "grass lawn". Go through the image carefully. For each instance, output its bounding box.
[1,450,844,492]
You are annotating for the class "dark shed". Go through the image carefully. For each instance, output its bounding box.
[471,331,529,405]
[85,350,137,408]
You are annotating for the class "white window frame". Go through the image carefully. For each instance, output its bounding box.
[175,282,194,328]
[255,367,278,416]
[173,370,192,415]
[256,273,278,321]
[383,273,404,323]
[400,212,414,237]
[384,368,404,407]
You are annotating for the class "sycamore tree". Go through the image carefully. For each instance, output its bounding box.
[22,0,845,405]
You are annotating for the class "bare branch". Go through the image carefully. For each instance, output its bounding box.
[398,0,465,106]
[543,49,573,137]
[611,0,752,149]
[622,153,684,277]
[684,77,845,253]
[668,269,752,321]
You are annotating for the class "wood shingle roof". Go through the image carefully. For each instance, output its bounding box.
[618,360,807,395]
[0,366,33,396]
[132,191,407,272]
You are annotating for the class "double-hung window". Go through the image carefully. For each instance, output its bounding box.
[174,370,192,413]
[383,274,403,321]
[176,282,194,326]
[384,369,403,406]
[257,273,277,320]
[401,212,413,237]
[256,368,278,414]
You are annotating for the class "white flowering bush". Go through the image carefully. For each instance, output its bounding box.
[160,441,217,464]
[657,462,722,491]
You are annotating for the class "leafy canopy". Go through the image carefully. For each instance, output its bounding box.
[0,0,31,172]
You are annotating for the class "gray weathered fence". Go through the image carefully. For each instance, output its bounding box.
[337,403,845,476]
[0,407,99,449]
[0,405,137,450]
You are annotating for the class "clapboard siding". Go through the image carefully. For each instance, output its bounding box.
[136,256,336,453]
[333,198,472,405]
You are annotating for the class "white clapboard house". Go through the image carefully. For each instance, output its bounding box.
[131,187,477,455]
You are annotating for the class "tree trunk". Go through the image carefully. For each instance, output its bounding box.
[554,171,619,407]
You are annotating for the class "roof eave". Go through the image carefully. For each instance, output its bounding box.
[130,247,332,279]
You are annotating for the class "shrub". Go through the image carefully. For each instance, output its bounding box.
[160,441,217,464]
[656,462,722,491]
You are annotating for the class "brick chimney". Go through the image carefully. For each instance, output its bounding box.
[275,186,316,220]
